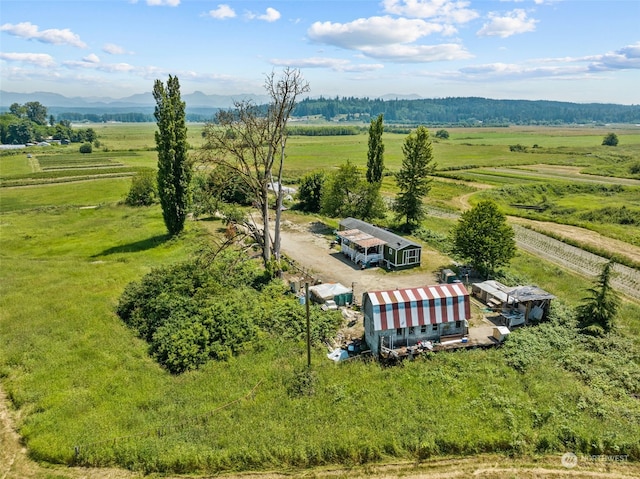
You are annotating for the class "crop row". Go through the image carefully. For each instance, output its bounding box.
[513,225,640,301]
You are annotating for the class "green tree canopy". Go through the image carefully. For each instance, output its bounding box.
[366,113,384,183]
[321,160,385,221]
[393,125,435,229]
[602,132,619,146]
[154,75,191,236]
[435,129,449,139]
[450,200,516,277]
[297,170,326,213]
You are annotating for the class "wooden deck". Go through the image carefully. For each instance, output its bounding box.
[380,326,500,360]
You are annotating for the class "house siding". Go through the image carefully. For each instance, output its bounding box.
[362,284,471,356]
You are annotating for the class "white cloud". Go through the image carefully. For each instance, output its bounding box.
[589,42,640,71]
[477,9,538,38]
[360,43,473,62]
[450,43,640,82]
[63,57,135,73]
[270,57,384,72]
[308,16,445,49]
[0,22,87,48]
[103,43,129,55]
[382,0,479,24]
[307,16,471,63]
[146,0,180,6]
[0,52,56,67]
[245,7,281,22]
[207,4,236,19]
[83,53,101,63]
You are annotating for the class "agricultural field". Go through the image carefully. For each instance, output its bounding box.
[1,124,640,477]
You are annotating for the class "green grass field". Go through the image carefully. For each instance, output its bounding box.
[1,124,639,475]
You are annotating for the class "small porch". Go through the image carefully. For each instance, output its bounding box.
[337,229,386,268]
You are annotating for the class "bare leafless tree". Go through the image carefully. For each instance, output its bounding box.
[199,68,309,275]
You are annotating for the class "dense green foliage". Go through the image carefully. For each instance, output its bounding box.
[366,114,385,183]
[393,126,435,228]
[575,261,620,335]
[602,132,619,146]
[79,142,93,154]
[293,97,640,125]
[0,102,97,145]
[11,96,640,126]
[450,200,516,276]
[125,169,157,206]
[296,170,325,213]
[435,129,449,139]
[321,160,386,221]
[116,252,342,373]
[154,75,192,236]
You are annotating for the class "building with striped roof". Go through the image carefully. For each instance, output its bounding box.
[362,283,471,356]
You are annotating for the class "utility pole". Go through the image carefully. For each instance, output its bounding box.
[305,282,311,368]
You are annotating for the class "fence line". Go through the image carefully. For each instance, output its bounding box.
[73,379,263,459]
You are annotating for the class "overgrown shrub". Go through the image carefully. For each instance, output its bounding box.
[116,253,342,373]
[79,142,93,154]
[125,169,157,206]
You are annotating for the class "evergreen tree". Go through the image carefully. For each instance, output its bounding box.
[366,113,384,183]
[393,126,435,229]
[576,260,619,335]
[153,75,191,236]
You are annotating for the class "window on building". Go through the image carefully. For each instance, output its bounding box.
[420,324,427,333]
[409,327,415,335]
[432,324,438,331]
[456,320,462,328]
[396,328,403,336]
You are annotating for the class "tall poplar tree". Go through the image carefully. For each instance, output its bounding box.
[393,126,435,229]
[153,75,191,236]
[366,113,385,184]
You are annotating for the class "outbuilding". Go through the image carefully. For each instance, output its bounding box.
[337,217,421,269]
[362,283,471,356]
[471,280,555,327]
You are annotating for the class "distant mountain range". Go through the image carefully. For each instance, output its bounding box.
[0,90,271,109]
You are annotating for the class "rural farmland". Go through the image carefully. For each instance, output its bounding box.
[1,123,640,478]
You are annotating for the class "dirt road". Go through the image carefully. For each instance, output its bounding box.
[277,220,451,303]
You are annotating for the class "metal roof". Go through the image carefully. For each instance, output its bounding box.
[337,228,387,248]
[339,217,420,251]
[365,284,471,331]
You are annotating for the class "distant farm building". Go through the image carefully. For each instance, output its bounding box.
[337,217,421,269]
[362,283,471,356]
[471,280,555,327]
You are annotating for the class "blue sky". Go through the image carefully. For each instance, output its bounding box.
[1,0,639,104]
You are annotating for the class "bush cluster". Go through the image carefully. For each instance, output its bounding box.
[116,252,342,373]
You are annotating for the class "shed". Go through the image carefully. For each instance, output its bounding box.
[308,283,353,306]
[338,218,421,269]
[362,283,471,356]
[492,326,511,342]
[472,280,555,326]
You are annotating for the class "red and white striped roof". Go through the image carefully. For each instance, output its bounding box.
[366,284,470,331]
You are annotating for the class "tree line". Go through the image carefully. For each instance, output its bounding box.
[0,101,97,145]
[293,96,640,125]
[14,96,640,125]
